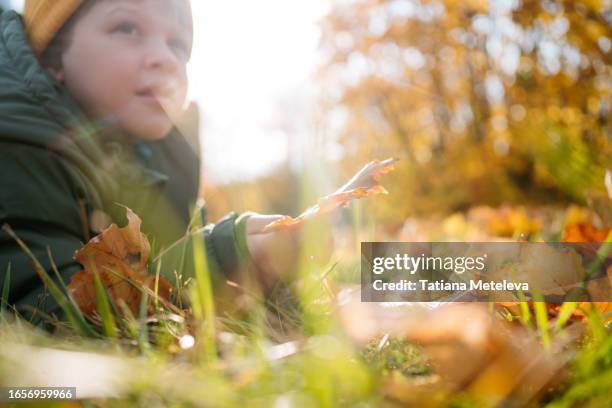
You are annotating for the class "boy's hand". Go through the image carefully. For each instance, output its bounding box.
[255,158,398,234]
[333,157,398,195]
[245,213,332,290]
[243,158,397,290]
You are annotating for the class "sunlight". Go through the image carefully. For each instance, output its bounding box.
[187,0,329,183]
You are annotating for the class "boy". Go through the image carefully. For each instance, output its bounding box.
[0,0,383,318]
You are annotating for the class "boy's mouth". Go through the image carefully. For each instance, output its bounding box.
[135,89,167,110]
[136,84,173,98]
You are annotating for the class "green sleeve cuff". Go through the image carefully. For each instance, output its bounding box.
[206,211,256,281]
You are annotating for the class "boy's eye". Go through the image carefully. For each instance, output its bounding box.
[169,38,188,54]
[113,22,139,36]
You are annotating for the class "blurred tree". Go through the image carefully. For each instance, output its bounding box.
[319,0,611,219]
[202,162,300,221]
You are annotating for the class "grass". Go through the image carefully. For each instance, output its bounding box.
[0,203,611,407]
[2,224,98,338]
[190,205,217,363]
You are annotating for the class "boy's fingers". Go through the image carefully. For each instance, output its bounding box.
[361,158,399,180]
[380,157,399,165]
[358,157,398,176]
[245,213,286,235]
[370,157,399,171]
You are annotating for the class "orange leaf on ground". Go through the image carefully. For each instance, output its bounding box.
[487,206,540,237]
[68,207,173,319]
[495,241,611,323]
[563,223,610,243]
[336,290,575,406]
[559,222,612,321]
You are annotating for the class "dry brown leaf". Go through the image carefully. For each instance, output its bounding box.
[336,291,576,406]
[258,158,397,233]
[563,223,610,243]
[564,218,612,318]
[68,207,173,319]
[558,225,612,321]
[494,266,611,324]
[493,223,611,323]
[485,243,585,300]
[565,263,612,320]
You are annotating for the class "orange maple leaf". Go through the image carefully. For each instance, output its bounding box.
[68,207,173,319]
[258,158,397,233]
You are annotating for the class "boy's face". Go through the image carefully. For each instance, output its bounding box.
[57,0,192,141]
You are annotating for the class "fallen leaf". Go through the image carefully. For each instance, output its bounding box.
[336,291,576,406]
[493,244,611,323]
[258,158,397,233]
[488,206,540,237]
[485,243,586,300]
[68,207,173,319]
[563,223,610,243]
[573,263,612,321]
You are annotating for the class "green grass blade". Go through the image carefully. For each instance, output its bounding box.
[47,247,71,293]
[191,209,217,363]
[1,263,10,312]
[516,289,533,329]
[154,258,162,310]
[2,224,98,338]
[533,298,551,350]
[584,304,606,344]
[89,261,117,339]
[47,247,100,329]
[554,302,578,332]
[519,301,532,328]
[118,300,139,340]
[138,290,150,352]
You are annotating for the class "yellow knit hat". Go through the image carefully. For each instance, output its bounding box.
[22,0,84,57]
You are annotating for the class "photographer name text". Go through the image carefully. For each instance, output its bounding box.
[372,279,529,292]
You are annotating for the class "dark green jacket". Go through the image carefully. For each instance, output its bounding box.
[0,9,252,317]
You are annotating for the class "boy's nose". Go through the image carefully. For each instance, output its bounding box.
[143,39,181,72]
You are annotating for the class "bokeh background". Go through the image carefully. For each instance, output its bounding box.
[3,0,610,231]
[193,0,611,241]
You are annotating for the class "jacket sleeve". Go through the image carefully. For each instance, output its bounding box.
[0,145,87,319]
[144,208,258,292]
[203,211,256,284]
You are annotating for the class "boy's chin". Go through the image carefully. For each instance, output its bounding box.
[120,120,174,143]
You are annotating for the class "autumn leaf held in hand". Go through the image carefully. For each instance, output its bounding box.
[258,158,398,233]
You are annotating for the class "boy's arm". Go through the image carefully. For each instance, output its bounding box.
[0,146,87,319]
[234,159,395,289]
[202,211,255,284]
[242,213,332,291]
[203,211,311,292]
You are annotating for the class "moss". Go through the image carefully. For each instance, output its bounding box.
[361,336,431,377]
